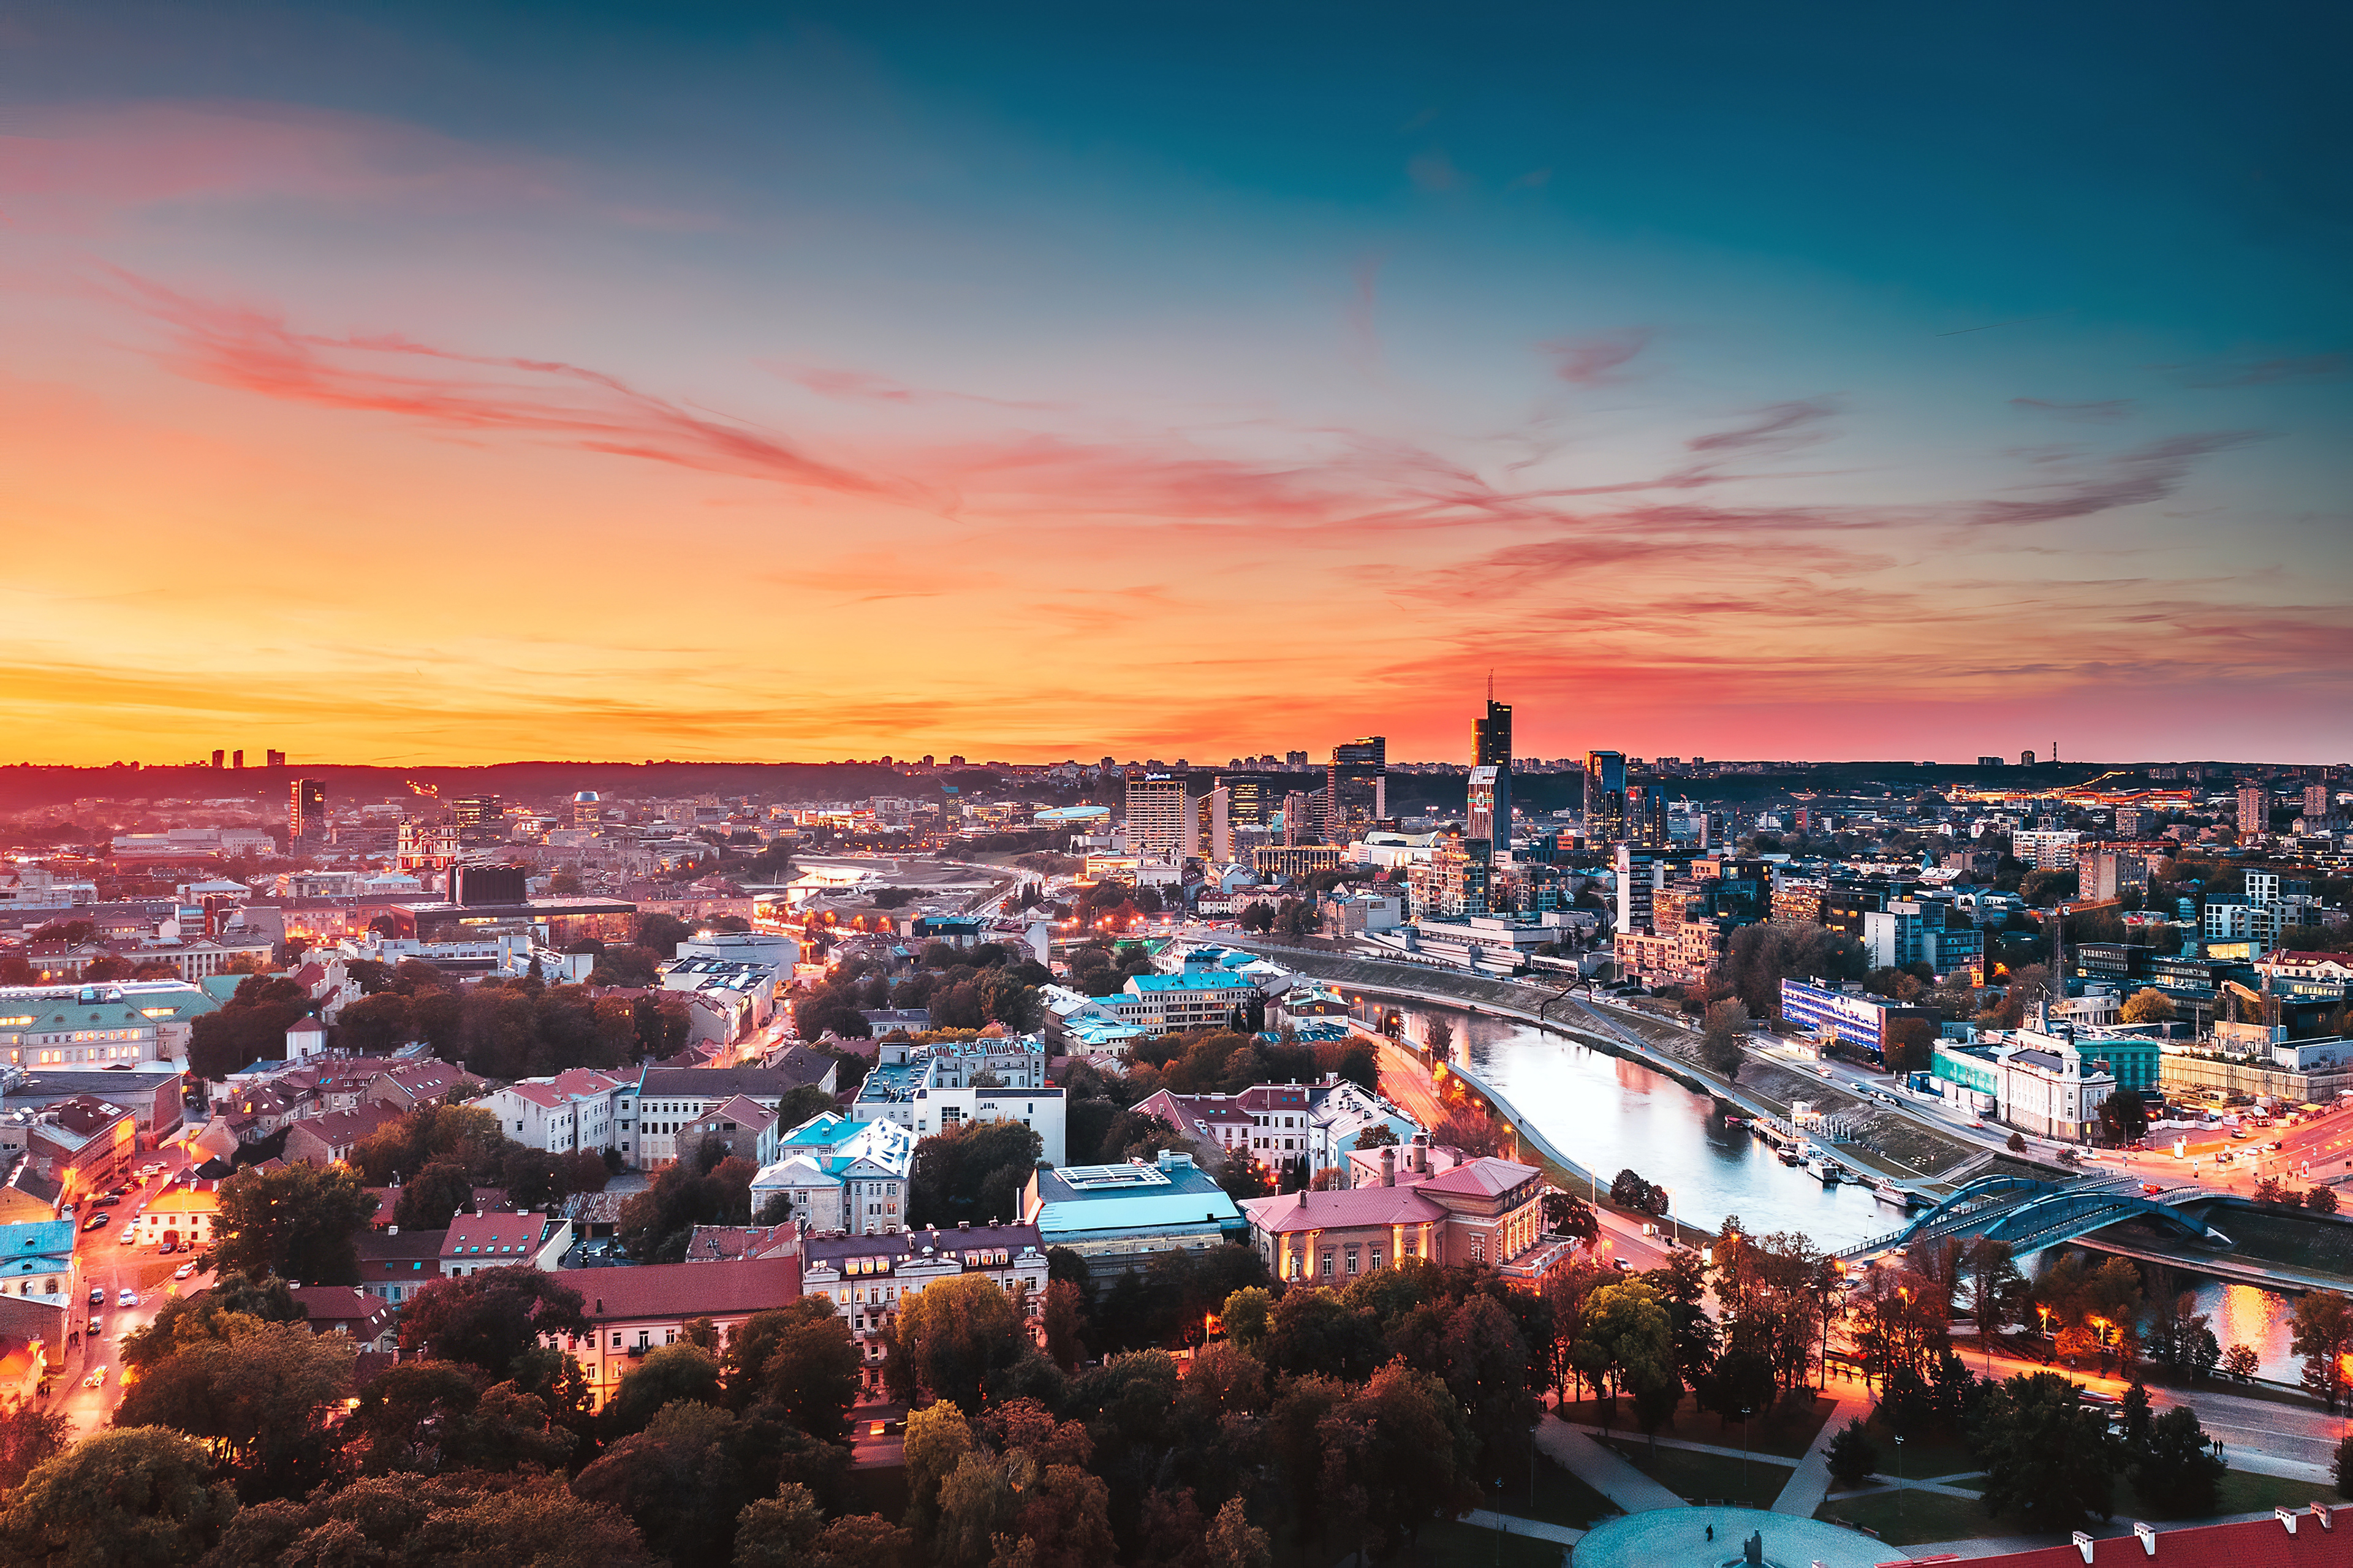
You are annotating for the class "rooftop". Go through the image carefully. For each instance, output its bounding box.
[572,1256,801,1320]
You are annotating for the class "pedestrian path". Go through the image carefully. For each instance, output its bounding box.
[1769,1388,1873,1518]
[1534,1414,1686,1514]
[1460,1509,1584,1544]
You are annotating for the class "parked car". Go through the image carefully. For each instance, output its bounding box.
[83,1369,106,1389]
[88,1286,104,1306]
[117,1288,137,1308]
[81,1214,109,1232]
[86,1317,100,1336]
[90,1195,119,1208]
[173,1262,197,1281]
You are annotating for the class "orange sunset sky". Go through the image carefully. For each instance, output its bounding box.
[3,7,2347,766]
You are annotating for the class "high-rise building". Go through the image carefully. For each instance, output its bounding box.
[455,793,503,828]
[1326,737,1386,837]
[265,750,286,768]
[1467,765,1506,852]
[211,749,225,770]
[1196,786,1232,865]
[1471,696,1513,852]
[2306,784,2333,821]
[1615,843,1666,935]
[1125,775,1198,858]
[1584,751,1627,840]
[290,778,325,842]
[231,750,244,770]
[2237,787,2270,839]
[1281,790,1317,847]
[1623,784,1667,848]
[1284,751,1309,767]
[1214,773,1281,828]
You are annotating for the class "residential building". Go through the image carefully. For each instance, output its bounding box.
[1115,971,1260,1037]
[626,1064,841,1171]
[852,1057,1067,1165]
[1326,737,1387,838]
[551,1257,803,1409]
[288,1286,396,1352]
[0,985,164,1070]
[134,1180,222,1251]
[2012,830,2083,871]
[0,1221,76,1308]
[284,1104,403,1168]
[1252,844,1343,879]
[1615,843,1667,934]
[681,1224,800,1263]
[1466,765,1510,855]
[290,778,326,842]
[358,1227,445,1305]
[439,1211,572,1277]
[14,1095,137,1202]
[1022,1151,1248,1274]
[2238,786,2270,839]
[802,1221,1047,1393]
[480,1069,632,1157]
[680,1095,781,1168]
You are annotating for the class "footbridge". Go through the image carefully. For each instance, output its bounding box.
[1836,1174,2226,1263]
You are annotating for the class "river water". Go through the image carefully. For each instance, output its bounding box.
[1382,998,2306,1376]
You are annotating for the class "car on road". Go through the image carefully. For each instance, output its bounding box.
[173,1263,197,1281]
[2142,1183,2164,1195]
[90,1195,119,1208]
[81,1213,110,1231]
[86,1316,101,1335]
[2269,1140,2286,1151]
[117,1288,137,1308]
[118,1227,140,1245]
[88,1286,103,1306]
[83,1369,106,1388]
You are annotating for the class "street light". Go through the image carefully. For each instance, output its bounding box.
[1740,1405,1753,1501]
[1895,1433,1906,1530]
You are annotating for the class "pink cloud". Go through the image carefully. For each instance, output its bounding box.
[1539,328,1652,386]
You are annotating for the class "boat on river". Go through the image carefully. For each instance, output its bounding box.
[1873,1180,1923,1208]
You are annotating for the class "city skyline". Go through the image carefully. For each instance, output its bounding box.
[4,4,2348,766]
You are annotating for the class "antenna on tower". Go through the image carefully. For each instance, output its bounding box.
[1487,668,1495,704]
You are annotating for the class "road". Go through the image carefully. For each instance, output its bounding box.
[49,1144,213,1441]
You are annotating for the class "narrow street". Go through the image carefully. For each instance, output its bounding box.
[47,1143,212,1442]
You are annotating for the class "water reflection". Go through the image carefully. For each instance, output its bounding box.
[1392,1001,1886,1248]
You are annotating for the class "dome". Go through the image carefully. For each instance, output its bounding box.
[573,790,601,803]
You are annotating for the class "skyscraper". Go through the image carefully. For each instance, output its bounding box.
[1124,774,1198,858]
[1584,751,1627,840]
[290,778,325,842]
[1624,784,1668,848]
[2237,786,2270,840]
[1326,737,1387,837]
[1471,693,1513,852]
[1196,786,1232,864]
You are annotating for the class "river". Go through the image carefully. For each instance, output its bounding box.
[1380,998,2309,1377]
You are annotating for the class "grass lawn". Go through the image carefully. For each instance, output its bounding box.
[2132,1468,2339,1518]
[1495,1453,1619,1530]
[1555,1390,1836,1461]
[1602,1437,1795,1507]
[1817,1487,1993,1547]
[1851,1417,1976,1486]
[1372,1518,1567,1568]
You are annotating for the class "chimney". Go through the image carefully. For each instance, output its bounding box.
[1380,1145,1396,1187]
[2071,1532,2095,1562]
[2278,1508,2300,1536]
[2132,1522,2156,1555]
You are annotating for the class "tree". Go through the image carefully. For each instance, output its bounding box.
[617,1155,756,1262]
[1608,1168,1667,1216]
[1317,1361,1482,1562]
[2099,1093,2149,1145]
[727,1300,862,1442]
[114,1320,356,1499]
[2293,1290,2353,1409]
[885,1274,1028,1412]
[1202,1497,1270,1568]
[903,1401,976,1550]
[205,1161,377,1285]
[1884,1015,1939,1078]
[1438,1293,1539,1476]
[209,1471,657,1568]
[1042,1279,1088,1371]
[1218,1287,1273,1353]
[399,1266,591,1381]
[336,991,419,1054]
[1699,999,1748,1080]
[1543,1189,1599,1246]
[2312,1187,2343,1216]
[2338,1431,2353,1501]
[2131,1405,2226,1517]
[2221,1343,2260,1382]
[118,1271,306,1371]
[602,1343,724,1437]
[570,1400,758,1565]
[0,1427,237,1568]
[0,1403,69,1495]
[732,1483,911,1568]
[1824,1417,1879,1487]
[395,1161,480,1230]
[907,1119,1042,1229]
[2120,988,2177,1025]
[1970,1371,2120,1530]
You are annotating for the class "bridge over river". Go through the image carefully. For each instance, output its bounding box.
[1836,1173,2227,1263]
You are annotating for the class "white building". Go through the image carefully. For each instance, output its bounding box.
[480,1068,634,1156]
[1995,1011,2116,1142]
[748,1113,917,1235]
[852,1049,1067,1166]
[801,1222,1047,1393]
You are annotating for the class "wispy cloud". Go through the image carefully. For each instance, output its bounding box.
[1540,328,1652,387]
[2010,396,2134,422]
[1684,397,1841,455]
[1969,431,2259,527]
[2162,353,2346,390]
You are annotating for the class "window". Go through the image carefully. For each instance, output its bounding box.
[1320,1250,1333,1278]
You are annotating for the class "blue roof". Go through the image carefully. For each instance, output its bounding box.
[0,1220,74,1257]
[1127,971,1257,994]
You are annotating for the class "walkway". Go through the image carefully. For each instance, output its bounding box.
[1459,1510,1583,1545]
[1533,1414,1686,1514]
[1768,1387,1873,1518]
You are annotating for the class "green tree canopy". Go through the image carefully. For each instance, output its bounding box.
[0,1427,237,1568]
[205,1162,377,1286]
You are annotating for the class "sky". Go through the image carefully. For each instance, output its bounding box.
[2,2,2348,767]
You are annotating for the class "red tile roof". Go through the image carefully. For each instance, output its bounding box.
[1941,1507,2353,1567]
[442,1213,553,1262]
[1414,1157,1539,1197]
[1239,1186,1444,1234]
[574,1257,801,1322]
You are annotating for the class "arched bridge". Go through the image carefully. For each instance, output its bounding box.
[1837,1174,2226,1263]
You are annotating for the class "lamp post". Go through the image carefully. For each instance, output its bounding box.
[1895,1433,1906,1529]
[1740,1405,1753,1502]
